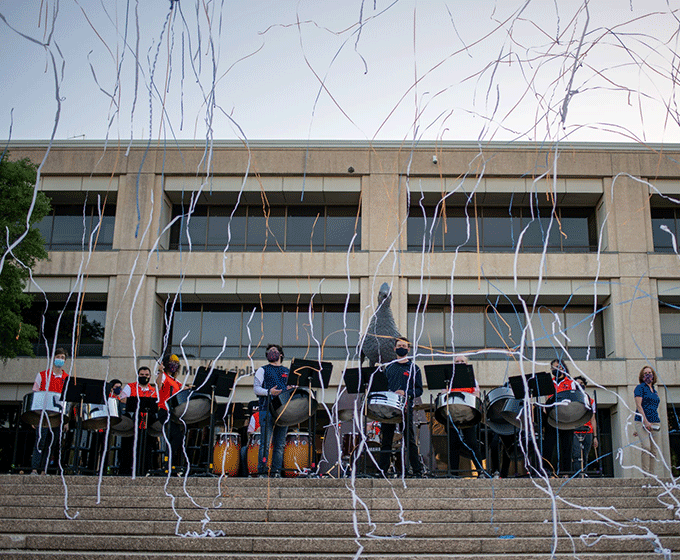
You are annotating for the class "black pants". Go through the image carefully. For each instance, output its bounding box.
[157,409,184,471]
[379,407,422,476]
[543,422,574,475]
[447,424,485,475]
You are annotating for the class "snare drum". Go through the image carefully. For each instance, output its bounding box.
[270,387,317,426]
[283,432,311,477]
[213,431,241,476]
[168,389,211,425]
[81,398,122,430]
[434,390,482,428]
[366,391,406,424]
[546,390,591,430]
[246,431,272,475]
[21,391,69,428]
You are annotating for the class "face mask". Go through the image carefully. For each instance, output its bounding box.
[643,373,653,384]
[138,375,150,385]
[54,358,65,368]
[266,348,281,362]
[112,387,122,395]
[395,347,409,357]
[167,361,180,374]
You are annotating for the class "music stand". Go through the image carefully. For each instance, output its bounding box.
[63,377,107,475]
[508,372,555,400]
[423,363,475,392]
[125,396,159,477]
[342,368,365,395]
[191,367,237,476]
[288,358,333,389]
[287,358,334,476]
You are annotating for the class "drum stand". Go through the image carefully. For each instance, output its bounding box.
[191,368,236,477]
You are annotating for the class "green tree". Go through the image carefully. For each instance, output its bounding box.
[0,153,51,361]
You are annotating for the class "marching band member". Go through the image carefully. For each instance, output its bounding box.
[542,359,578,476]
[31,348,70,475]
[156,354,184,474]
[118,367,158,475]
[446,355,486,477]
[253,344,290,477]
[378,337,424,478]
[572,375,598,474]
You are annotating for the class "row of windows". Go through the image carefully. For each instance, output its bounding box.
[169,205,361,252]
[36,202,680,254]
[407,207,598,252]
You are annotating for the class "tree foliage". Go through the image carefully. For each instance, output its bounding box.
[0,154,51,361]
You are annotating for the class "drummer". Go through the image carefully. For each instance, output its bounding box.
[445,355,486,477]
[253,344,291,477]
[378,337,424,478]
[30,348,70,475]
[156,354,185,475]
[118,367,159,475]
[542,359,578,476]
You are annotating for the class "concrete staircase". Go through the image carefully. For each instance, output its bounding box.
[0,474,678,559]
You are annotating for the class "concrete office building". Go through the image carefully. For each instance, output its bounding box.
[1,139,679,477]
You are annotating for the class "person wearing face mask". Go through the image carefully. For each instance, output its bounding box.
[31,348,70,475]
[633,365,662,476]
[253,344,291,477]
[542,359,578,477]
[156,354,185,475]
[378,337,424,478]
[119,367,159,475]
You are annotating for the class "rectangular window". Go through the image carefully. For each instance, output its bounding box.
[651,208,679,253]
[24,299,107,357]
[167,303,360,360]
[408,304,605,360]
[407,203,597,253]
[169,205,361,252]
[659,304,680,358]
[36,204,115,251]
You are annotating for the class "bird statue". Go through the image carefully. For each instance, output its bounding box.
[360,282,403,366]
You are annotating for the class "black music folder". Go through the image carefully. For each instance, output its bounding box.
[423,363,475,391]
[288,358,333,388]
[508,372,555,399]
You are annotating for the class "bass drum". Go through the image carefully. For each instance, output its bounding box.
[213,431,240,476]
[81,398,122,430]
[546,390,591,430]
[21,391,69,429]
[365,391,406,424]
[434,391,482,428]
[484,387,516,436]
[283,432,311,477]
[270,387,317,427]
[246,431,272,475]
[169,389,211,426]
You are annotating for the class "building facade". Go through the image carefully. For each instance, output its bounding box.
[2,139,679,477]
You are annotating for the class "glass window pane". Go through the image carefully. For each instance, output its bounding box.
[287,207,324,251]
[246,208,285,251]
[207,208,244,250]
[481,210,519,251]
[326,215,360,251]
[35,215,53,247]
[652,213,676,251]
[96,215,115,248]
[564,311,596,348]
[486,309,524,349]
[51,215,87,249]
[444,214,476,251]
[171,310,202,349]
[452,311,485,349]
[560,215,591,250]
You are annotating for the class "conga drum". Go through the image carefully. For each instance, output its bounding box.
[283,432,311,477]
[213,431,240,476]
[246,431,272,475]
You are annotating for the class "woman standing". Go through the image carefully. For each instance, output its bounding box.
[633,365,661,476]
